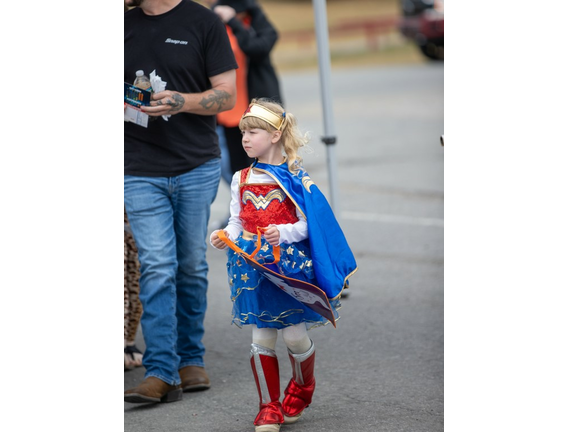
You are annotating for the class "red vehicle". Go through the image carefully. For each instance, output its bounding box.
[399,0,444,60]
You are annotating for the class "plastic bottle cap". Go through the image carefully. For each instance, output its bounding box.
[135,70,144,76]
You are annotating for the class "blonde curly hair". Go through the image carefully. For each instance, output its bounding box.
[239,98,310,173]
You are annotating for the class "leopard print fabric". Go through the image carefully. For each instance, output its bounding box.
[124,210,142,344]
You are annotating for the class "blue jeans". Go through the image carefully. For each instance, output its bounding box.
[217,125,233,186]
[124,158,221,385]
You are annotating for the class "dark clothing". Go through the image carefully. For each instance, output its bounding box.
[213,1,282,175]
[124,0,238,177]
[226,4,282,104]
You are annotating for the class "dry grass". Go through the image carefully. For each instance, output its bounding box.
[195,0,425,70]
[260,0,399,31]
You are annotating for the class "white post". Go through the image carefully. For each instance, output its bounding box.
[312,0,340,217]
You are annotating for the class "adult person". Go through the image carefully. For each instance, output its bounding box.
[124,0,237,404]
[202,0,252,231]
[213,0,284,175]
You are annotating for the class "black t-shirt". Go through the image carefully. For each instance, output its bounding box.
[124,0,237,177]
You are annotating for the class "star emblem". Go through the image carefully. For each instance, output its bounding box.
[241,274,250,282]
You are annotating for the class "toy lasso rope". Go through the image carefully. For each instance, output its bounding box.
[217,227,280,265]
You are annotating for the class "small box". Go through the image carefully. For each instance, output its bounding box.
[124,83,152,127]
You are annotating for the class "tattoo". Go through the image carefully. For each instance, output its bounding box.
[199,89,232,112]
[157,93,185,113]
[169,93,185,112]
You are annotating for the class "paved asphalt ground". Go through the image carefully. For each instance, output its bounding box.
[125,62,444,432]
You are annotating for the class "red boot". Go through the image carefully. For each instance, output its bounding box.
[282,341,316,424]
[250,344,284,432]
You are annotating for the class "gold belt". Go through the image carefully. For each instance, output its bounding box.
[242,229,256,240]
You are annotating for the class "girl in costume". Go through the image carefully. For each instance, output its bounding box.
[210,98,357,432]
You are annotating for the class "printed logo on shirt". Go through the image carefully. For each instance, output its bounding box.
[165,38,188,45]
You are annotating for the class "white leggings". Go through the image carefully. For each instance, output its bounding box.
[252,323,312,354]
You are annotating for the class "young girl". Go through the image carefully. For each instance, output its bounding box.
[210,98,357,432]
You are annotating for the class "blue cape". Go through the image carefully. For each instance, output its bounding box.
[252,161,358,299]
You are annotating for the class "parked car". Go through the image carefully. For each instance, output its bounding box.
[399,0,444,60]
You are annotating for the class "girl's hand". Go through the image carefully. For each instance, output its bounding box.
[211,230,229,250]
[263,225,280,246]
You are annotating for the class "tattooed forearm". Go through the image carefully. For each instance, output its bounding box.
[199,89,232,112]
[156,93,185,113]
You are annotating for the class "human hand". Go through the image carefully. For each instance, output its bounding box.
[263,225,280,246]
[214,5,236,23]
[211,230,229,250]
[142,91,186,116]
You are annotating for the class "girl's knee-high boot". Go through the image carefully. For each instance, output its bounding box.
[282,341,316,424]
[250,344,284,432]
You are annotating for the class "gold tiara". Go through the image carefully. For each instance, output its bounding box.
[242,103,286,130]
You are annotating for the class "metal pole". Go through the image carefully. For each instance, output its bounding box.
[312,0,340,216]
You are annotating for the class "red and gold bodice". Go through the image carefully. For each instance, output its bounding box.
[239,167,298,234]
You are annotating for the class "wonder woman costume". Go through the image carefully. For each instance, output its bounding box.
[213,102,358,432]
[224,161,357,329]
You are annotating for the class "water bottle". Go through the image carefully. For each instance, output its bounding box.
[133,70,157,121]
[133,70,152,92]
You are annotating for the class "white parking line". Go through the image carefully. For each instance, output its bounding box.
[342,211,444,227]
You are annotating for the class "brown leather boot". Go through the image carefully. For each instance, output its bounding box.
[179,366,211,392]
[124,376,182,403]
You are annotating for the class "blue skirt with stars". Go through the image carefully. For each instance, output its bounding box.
[226,234,341,329]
